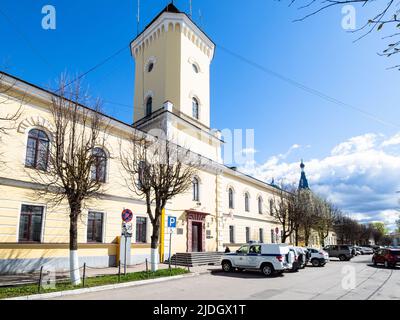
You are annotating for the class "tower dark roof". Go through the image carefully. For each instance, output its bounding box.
[299,160,310,190]
[141,3,182,35]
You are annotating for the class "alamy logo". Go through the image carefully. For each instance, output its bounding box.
[341,265,356,290]
[341,5,356,30]
[41,5,56,30]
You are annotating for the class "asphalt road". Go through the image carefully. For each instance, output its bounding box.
[53,255,400,300]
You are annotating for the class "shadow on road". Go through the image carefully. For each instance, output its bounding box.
[366,263,400,270]
[209,269,285,279]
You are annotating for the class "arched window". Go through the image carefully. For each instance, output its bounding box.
[192,177,199,201]
[91,148,107,183]
[258,197,263,214]
[244,193,250,212]
[192,97,199,120]
[145,97,152,117]
[270,199,274,216]
[192,63,199,73]
[228,188,234,209]
[147,62,154,73]
[25,129,50,171]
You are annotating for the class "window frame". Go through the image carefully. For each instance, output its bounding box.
[25,128,50,171]
[91,147,108,183]
[228,188,235,209]
[192,177,200,202]
[245,227,250,243]
[258,197,263,214]
[192,97,200,120]
[18,204,46,243]
[87,211,105,243]
[229,225,235,244]
[145,96,153,117]
[136,216,148,244]
[244,192,250,212]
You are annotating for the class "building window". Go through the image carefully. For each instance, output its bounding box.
[228,188,234,209]
[25,129,50,171]
[244,193,250,212]
[229,225,235,243]
[271,229,275,244]
[192,177,199,201]
[18,205,44,242]
[269,199,274,216]
[246,227,250,243]
[87,211,103,243]
[146,97,153,117]
[147,62,154,73]
[258,197,263,214]
[136,217,147,243]
[192,97,199,120]
[192,63,199,73]
[91,148,107,183]
[259,228,264,243]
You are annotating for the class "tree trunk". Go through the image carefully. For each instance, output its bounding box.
[69,209,81,285]
[150,214,161,272]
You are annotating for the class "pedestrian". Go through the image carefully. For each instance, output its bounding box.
[225,246,231,253]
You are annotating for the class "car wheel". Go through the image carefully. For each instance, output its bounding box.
[261,264,274,277]
[222,261,233,272]
[311,259,321,267]
[372,258,377,266]
[339,255,346,261]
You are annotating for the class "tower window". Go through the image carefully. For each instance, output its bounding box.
[146,97,153,117]
[147,62,154,73]
[192,63,199,73]
[192,97,199,120]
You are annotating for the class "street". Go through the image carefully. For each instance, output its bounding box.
[52,255,400,300]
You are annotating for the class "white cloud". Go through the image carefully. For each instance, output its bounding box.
[240,133,400,231]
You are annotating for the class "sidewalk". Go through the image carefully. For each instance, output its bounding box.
[0,263,221,287]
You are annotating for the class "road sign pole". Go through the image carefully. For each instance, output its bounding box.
[169,232,172,268]
[124,235,127,275]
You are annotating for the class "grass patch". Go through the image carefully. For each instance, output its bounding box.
[0,268,189,299]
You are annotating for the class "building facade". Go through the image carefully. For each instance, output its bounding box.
[0,4,334,273]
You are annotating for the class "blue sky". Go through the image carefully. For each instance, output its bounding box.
[1,0,399,228]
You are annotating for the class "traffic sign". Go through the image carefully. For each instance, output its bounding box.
[121,209,133,223]
[167,216,177,228]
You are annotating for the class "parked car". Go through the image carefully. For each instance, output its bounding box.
[372,248,400,268]
[357,246,374,255]
[307,248,330,267]
[323,245,353,261]
[287,246,302,272]
[295,247,308,269]
[221,243,293,276]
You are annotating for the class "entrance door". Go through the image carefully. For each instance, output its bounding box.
[191,222,202,252]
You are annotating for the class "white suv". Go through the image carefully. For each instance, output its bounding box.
[221,244,292,277]
[306,248,330,267]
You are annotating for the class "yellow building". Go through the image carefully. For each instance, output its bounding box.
[0,4,334,273]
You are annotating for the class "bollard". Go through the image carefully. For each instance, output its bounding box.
[82,263,86,288]
[145,258,148,273]
[38,266,44,293]
[118,261,121,282]
[186,255,190,272]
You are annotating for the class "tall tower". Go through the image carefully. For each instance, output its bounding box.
[130,3,215,127]
[130,3,222,162]
[299,160,310,190]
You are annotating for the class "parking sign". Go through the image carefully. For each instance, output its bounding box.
[168,216,177,228]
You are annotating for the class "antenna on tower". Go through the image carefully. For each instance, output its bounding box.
[136,0,140,36]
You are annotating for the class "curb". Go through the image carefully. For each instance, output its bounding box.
[3,272,200,300]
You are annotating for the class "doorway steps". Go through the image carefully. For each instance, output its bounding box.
[166,252,223,267]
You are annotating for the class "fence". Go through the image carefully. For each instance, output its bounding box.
[1,258,191,293]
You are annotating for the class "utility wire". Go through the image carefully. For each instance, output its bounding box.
[217,44,400,129]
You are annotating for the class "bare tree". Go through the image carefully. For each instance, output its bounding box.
[0,72,23,163]
[121,134,202,271]
[312,197,337,247]
[30,75,109,285]
[272,184,300,243]
[284,0,400,69]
